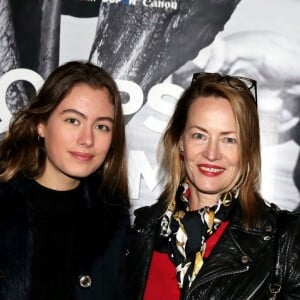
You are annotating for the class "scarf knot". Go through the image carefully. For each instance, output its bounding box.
[160,182,238,288]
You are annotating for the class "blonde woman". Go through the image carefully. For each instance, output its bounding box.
[125,73,300,299]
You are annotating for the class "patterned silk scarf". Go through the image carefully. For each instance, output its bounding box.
[160,181,238,289]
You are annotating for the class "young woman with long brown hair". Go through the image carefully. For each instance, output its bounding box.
[0,61,129,300]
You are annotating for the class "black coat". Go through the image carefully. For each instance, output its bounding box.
[0,176,129,300]
[125,200,300,299]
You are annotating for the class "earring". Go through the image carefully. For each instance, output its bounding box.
[37,135,44,146]
[179,149,184,161]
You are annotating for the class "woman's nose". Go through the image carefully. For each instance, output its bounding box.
[203,140,221,161]
[78,127,93,147]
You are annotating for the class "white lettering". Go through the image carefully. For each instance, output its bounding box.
[143,0,150,6]
[158,1,165,8]
[128,150,161,199]
[0,68,44,133]
[116,79,143,115]
[144,83,183,133]
[142,0,177,9]
[165,2,171,9]
[102,0,177,9]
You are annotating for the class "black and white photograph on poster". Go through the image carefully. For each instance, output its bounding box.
[0,0,299,214]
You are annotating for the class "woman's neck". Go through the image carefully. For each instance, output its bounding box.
[35,174,80,191]
[189,188,219,211]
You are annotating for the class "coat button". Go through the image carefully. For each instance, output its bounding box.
[79,275,92,288]
[265,225,272,232]
[241,255,250,264]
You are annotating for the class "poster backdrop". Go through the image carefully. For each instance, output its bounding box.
[1,0,300,213]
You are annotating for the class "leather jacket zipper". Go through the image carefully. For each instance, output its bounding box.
[185,265,250,299]
[246,272,269,300]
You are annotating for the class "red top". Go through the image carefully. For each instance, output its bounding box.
[143,221,229,300]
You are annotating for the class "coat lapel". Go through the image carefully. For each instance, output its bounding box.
[186,215,276,297]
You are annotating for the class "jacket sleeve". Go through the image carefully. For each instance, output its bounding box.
[281,212,300,299]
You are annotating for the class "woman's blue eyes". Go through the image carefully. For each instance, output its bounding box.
[223,137,237,144]
[192,133,206,140]
[192,133,237,143]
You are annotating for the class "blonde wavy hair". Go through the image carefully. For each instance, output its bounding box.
[159,74,262,227]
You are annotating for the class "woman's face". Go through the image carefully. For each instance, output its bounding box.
[179,96,240,206]
[37,83,114,190]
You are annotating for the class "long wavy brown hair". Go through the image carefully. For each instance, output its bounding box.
[159,73,262,227]
[0,61,129,208]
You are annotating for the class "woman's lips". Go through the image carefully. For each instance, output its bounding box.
[198,164,225,176]
[69,151,94,161]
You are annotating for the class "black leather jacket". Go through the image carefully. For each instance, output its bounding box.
[125,200,300,299]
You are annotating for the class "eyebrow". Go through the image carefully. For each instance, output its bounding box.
[61,109,114,123]
[190,125,237,135]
